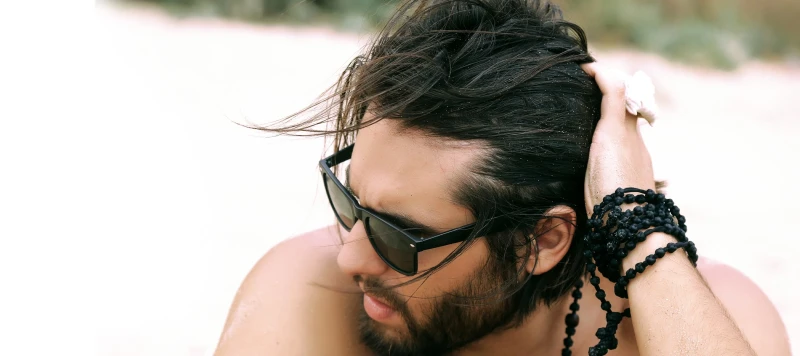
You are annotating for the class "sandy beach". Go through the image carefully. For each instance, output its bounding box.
[1,3,797,355]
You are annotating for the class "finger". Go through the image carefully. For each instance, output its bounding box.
[581,63,638,133]
[581,63,626,120]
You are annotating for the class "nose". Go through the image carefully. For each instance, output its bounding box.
[337,220,390,278]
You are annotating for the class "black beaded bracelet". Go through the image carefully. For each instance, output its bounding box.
[561,188,699,356]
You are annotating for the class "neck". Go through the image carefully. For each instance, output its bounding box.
[453,276,627,355]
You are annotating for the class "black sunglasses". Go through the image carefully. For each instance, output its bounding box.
[319,144,479,276]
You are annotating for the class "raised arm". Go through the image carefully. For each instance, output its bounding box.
[580,62,790,356]
[624,234,789,355]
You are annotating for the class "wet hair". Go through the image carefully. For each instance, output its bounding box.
[258,0,601,325]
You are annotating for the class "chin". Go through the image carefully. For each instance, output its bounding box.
[358,310,419,354]
[359,310,408,339]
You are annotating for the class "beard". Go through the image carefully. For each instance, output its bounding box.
[357,256,523,356]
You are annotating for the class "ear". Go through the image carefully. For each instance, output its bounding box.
[525,206,577,275]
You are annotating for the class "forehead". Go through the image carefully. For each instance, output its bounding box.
[349,119,482,230]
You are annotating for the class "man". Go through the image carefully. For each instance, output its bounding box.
[215,1,790,355]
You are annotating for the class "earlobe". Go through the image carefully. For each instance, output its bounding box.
[525,206,577,275]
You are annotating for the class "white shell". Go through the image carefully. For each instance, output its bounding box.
[624,71,659,125]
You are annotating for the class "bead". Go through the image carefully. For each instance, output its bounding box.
[583,250,593,258]
[565,313,580,327]
[655,248,666,257]
[655,193,665,203]
[575,280,584,288]
[635,195,646,204]
[633,206,643,215]
[606,312,623,323]
[601,301,611,311]
[625,269,636,279]
[609,338,619,350]
[625,241,637,250]
[596,290,606,299]
[615,188,624,196]
[636,232,647,242]
[678,216,686,224]
[596,328,607,338]
[572,290,583,299]
[563,349,572,356]
[616,250,628,258]
[635,262,645,273]
[564,337,574,347]
[624,194,635,203]
[666,243,678,252]
[614,283,627,298]
[645,189,655,200]
[614,197,624,205]
[570,302,580,311]
[587,263,596,272]
[566,326,576,336]
[645,255,657,265]
[590,276,600,285]
[603,195,612,203]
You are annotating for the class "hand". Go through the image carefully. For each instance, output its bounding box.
[580,63,656,217]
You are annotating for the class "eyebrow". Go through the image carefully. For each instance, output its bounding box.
[345,165,440,236]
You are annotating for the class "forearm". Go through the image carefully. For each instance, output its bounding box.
[624,233,755,356]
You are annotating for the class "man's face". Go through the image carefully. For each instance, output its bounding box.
[336,118,520,355]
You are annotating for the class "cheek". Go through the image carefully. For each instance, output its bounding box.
[398,239,490,304]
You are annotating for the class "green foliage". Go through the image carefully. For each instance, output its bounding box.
[130,0,799,68]
[132,0,396,30]
[556,0,799,69]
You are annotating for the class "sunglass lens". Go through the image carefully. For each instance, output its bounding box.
[325,175,356,229]
[366,217,416,274]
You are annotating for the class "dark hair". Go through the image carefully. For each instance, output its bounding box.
[258,0,601,325]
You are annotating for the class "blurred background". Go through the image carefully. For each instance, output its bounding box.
[0,0,797,355]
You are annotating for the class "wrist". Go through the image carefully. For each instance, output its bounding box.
[621,232,686,271]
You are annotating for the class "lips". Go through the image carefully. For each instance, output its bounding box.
[364,293,396,321]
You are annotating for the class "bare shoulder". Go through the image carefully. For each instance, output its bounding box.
[214,226,371,356]
[696,257,791,355]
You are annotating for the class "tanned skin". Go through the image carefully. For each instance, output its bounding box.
[215,64,790,356]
